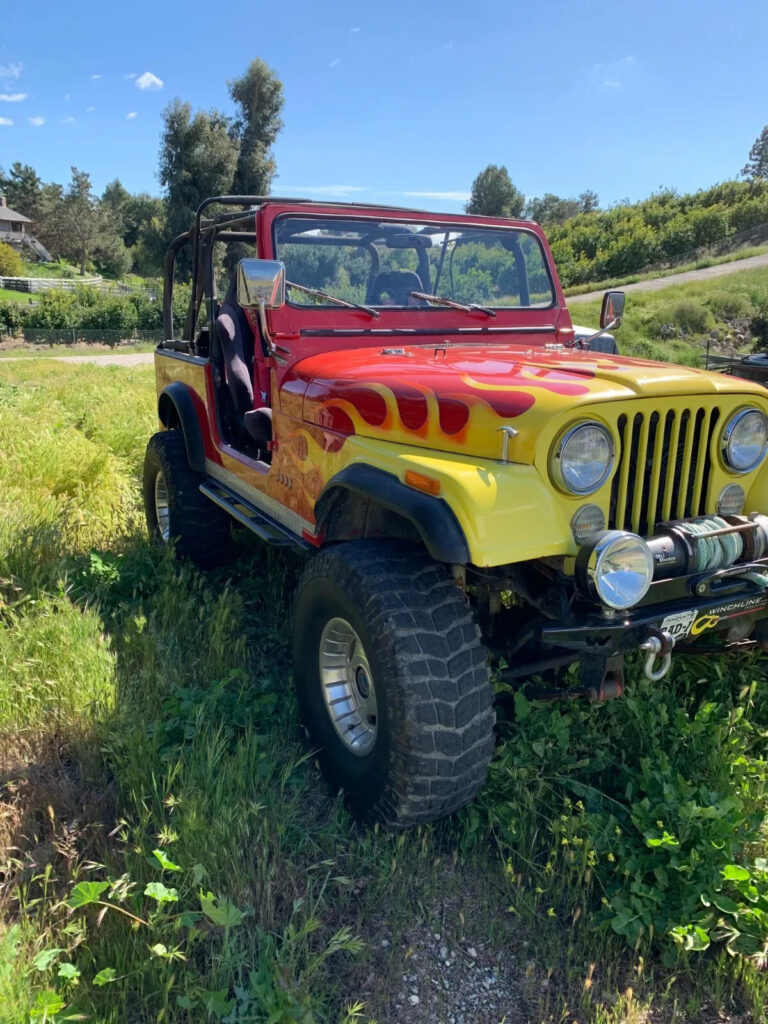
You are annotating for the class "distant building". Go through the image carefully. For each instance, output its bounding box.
[0,195,52,263]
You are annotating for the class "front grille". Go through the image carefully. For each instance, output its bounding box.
[609,406,721,536]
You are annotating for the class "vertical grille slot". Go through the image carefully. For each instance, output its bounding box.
[608,404,718,536]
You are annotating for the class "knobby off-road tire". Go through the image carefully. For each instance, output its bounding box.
[143,430,231,569]
[292,540,495,827]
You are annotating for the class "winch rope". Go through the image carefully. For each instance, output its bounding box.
[677,515,743,572]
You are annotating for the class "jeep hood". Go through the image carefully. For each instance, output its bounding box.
[287,341,767,462]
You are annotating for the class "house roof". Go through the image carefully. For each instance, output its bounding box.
[0,206,32,224]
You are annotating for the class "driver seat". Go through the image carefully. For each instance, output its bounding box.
[215,273,272,452]
[368,270,424,306]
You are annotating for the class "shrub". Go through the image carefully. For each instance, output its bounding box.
[0,241,24,277]
[751,313,768,352]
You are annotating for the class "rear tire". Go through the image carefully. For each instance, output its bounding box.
[292,540,495,827]
[143,430,231,569]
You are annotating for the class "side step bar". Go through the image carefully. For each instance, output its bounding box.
[199,479,311,551]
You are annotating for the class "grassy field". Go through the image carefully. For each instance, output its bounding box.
[569,264,768,365]
[2,346,768,1020]
[562,244,768,297]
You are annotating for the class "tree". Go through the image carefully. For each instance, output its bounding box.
[101,179,131,236]
[465,165,525,218]
[59,167,122,275]
[0,162,42,219]
[579,189,599,214]
[228,59,284,196]
[159,100,239,278]
[742,126,768,181]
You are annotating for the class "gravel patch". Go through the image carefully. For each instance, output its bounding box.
[356,917,524,1024]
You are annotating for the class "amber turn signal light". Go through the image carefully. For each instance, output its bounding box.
[405,470,442,496]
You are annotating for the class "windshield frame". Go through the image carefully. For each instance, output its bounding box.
[271,211,558,313]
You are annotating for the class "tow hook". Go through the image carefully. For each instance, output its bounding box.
[639,630,675,681]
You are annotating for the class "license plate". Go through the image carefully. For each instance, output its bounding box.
[659,610,697,641]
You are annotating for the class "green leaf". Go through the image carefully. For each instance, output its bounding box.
[713,895,741,915]
[192,863,207,885]
[67,881,109,909]
[93,967,117,986]
[199,988,234,1020]
[176,995,196,1010]
[685,926,711,951]
[144,882,178,904]
[57,963,80,982]
[149,943,168,958]
[722,864,751,882]
[32,948,64,971]
[754,858,768,874]
[29,989,66,1022]
[152,848,182,872]
[199,891,244,928]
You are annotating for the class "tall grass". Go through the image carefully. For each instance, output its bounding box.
[1,335,768,1021]
[571,265,768,365]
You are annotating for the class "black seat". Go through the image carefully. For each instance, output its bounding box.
[368,270,424,306]
[215,272,254,414]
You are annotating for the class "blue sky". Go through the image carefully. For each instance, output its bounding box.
[1,0,766,213]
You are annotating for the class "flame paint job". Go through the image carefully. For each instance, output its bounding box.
[153,201,768,568]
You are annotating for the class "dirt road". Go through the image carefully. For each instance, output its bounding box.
[568,251,768,304]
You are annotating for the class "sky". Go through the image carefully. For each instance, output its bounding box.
[0,0,767,214]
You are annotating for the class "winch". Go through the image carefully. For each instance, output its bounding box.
[645,513,768,578]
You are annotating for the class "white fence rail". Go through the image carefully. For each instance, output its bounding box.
[0,274,103,293]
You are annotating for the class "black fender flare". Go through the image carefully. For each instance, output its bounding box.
[316,464,471,564]
[157,382,206,474]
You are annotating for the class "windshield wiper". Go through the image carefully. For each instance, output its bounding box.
[287,281,380,318]
[411,291,496,318]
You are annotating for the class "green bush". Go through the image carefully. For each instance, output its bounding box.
[0,241,24,277]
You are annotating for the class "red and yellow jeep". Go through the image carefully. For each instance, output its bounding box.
[144,196,768,826]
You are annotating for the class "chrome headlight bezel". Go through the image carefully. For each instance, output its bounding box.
[549,421,615,496]
[721,407,768,474]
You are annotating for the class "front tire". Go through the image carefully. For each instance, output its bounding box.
[292,541,495,827]
[143,430,231,569]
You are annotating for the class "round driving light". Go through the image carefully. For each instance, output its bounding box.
[717,483,746,515]
[722,408,768,473]
[576,531,654,610]
[550,422,614,495]
[570,503,606,544]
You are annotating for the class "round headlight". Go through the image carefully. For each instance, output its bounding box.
[550,422,614,495]
[722,408,768,474]
[577,531,654,610]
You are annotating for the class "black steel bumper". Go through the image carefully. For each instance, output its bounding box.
[541,562,768,657]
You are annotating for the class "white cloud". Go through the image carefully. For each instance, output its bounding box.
[0,63,23,80]
[601,80,622,90]
[61,116,75,124]
[329,58,340,68]
[124,72,137,80]
[135,71,163,91]
[126,111,137,120]
[350,26,361,32]
[86,105,95,112]
[0,117,13,126]
[91,73,102,80]
[0,92,27,102]
[28,116,45,126]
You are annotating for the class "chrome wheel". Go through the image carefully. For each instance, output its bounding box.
[319,617,378,756]
[154,471,171,543]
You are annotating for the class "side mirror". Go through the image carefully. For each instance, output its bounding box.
[600,290,625,329]
[237,259,285,310]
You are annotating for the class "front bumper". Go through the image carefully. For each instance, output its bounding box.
[541,560,768,658]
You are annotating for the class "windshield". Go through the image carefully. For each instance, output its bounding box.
[273,215,555,310]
